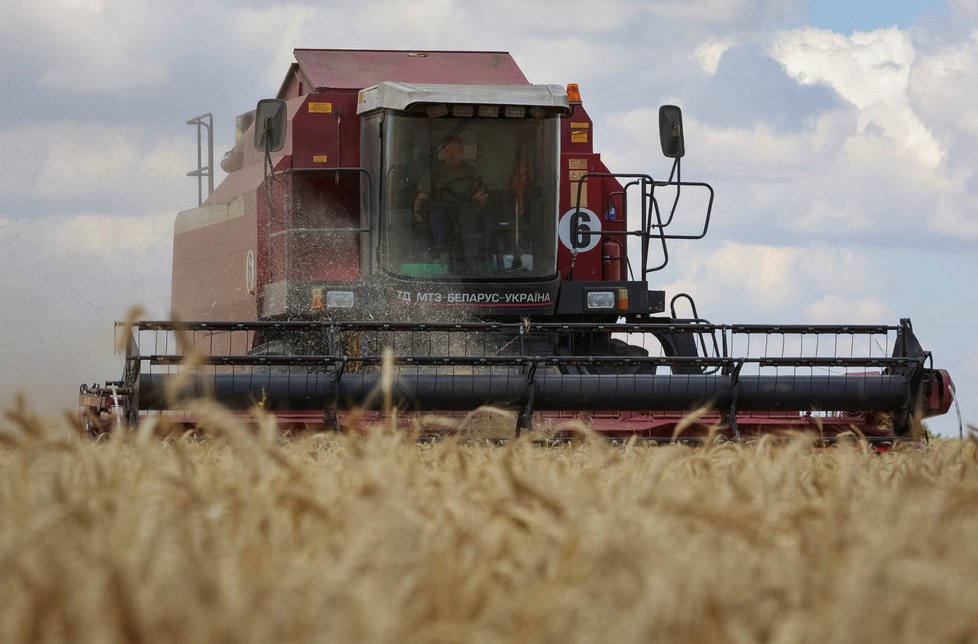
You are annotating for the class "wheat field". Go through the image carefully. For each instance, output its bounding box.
[2,401,978,643]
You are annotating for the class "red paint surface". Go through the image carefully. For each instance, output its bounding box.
[172,206,257,321]
[291,49,528,91]
[557,104,626,282]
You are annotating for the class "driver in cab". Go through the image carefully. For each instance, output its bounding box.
[413,136,482,249]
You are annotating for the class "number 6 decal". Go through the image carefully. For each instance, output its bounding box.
[245,250,257,294]
[558,207,601,252]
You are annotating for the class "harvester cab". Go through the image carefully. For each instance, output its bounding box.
[78,49,955,442]
[242,78,693,325]
[254,82,569,316]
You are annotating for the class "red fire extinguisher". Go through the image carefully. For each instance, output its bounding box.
[602,239,623,281]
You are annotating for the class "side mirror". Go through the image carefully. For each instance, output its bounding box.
[254,98,287,152]
[658,105,685,159]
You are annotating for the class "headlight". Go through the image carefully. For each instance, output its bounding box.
[326,291,355,309]
[585,290,616,310]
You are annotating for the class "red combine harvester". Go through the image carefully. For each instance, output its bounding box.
[80,49,954,442]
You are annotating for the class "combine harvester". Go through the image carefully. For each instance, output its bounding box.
[80,49,954,443]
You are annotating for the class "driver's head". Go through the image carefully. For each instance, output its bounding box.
[442,137,465,166]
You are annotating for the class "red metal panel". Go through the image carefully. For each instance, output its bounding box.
[289,92,361,169]
[171,207,258,321]
[267,174,361,283]
[557,104,625,282]
[292,49,529,92]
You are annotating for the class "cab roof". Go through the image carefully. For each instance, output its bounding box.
[356,82,569,115]
[279,49,530,98]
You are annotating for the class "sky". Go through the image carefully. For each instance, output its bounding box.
[0,0,974,436]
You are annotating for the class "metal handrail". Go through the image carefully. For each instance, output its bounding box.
[121,320,905,334]
[185,113,214,206]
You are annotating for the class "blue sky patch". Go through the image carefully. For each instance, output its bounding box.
[803,0,948,32]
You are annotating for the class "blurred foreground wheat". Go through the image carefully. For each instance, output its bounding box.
[2,406,978,643]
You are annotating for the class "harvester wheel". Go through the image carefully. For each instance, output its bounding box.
[609,338,656,375]
[574,335,655,375]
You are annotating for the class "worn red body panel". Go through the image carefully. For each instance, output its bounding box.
[557,104,626,282]
[171,200,257,321]
[291,49,528,92]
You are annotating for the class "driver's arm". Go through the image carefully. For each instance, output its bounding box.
[413,191,428,222]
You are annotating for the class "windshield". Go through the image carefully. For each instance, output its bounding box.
[382,112,558,280]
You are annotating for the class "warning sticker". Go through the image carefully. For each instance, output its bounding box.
[308,102,333,113]
[568,158,588,170]
[570,182,588,209]
[313,154,328,163]
[571,130,589,143]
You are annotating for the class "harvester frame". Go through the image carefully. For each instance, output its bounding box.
[79,49,954,441]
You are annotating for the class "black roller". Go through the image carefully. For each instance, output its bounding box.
[137,371,909,413]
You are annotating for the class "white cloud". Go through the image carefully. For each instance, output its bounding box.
[934,191,978,237]
[949,0,978,17]
[48,213,172,257]
[515,37,633,87]
[606,95,977,245]
[0,212,172,415]
[0,212,172,311]
[0,123,189,214]
[230,5,316,89]
[644,0,794,26]
[909,34,978,139]
[694,39,735,74]
[690,111,854,178]
[962,340,978,373]
[784,200,873,234]
[803,295,891,324]
[462,0,639,34]
[771,27,944,170]
[659,242,888,322]
[761,24,978,242]
[0,1,171,95]
[218,2,641,95]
